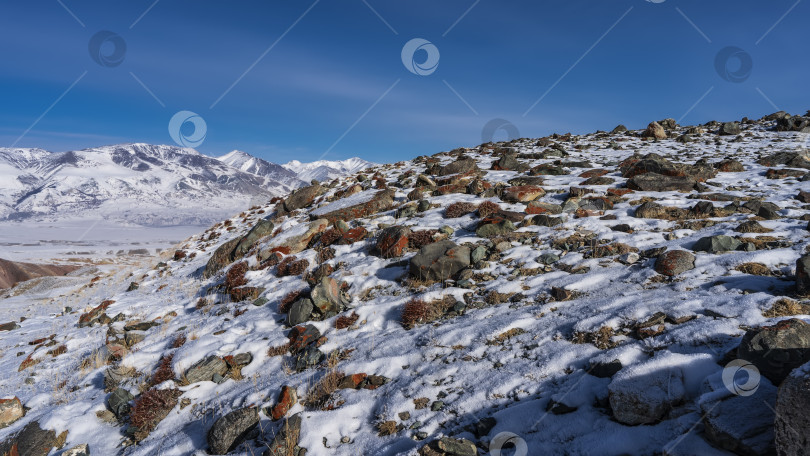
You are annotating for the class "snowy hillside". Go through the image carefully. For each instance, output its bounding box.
[1,111,810,455]
[0,145,366,227]
[284,157,375,183]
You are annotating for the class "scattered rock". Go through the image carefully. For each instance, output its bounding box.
[409,240,471,281]
[737,318,810,385]
[700,372,776,455]
[0,397,24,428]
[208,407,260,455]
[0,420,56,456]
[270,386,298,421]
[609,356,687,425]
[501,185,545,203]
[475,217,516,238]
[185,356,228,384]
[642,121,667,140]
[692,235,741,253]
[263,413,302,456]
[775,361,810,455]
[797,254,810,296]
[376,226,411,258]
[283,184,323,212]
[107,387,134,419]
[654,250,696,277]
[310,189,395,223]
[63,443,90,456]
[627,173,696,192]
[287,298,314,326]
[718,122,742,136]
[310,276,350,317]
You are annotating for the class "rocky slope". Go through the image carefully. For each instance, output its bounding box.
[1,111,809,455]
[0,258,81,290]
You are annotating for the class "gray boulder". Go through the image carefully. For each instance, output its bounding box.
[310,277,350,317]
[738,319,810,385]
[287,298,314,327]
[409,240,471,281]
[185,355,229,384]
[207,407,260,455]
[700,372,776,455]
[775,361,810,455]
[797,254,810,296]
[231,219,274,259]
[692,235,741,253]
[627,173,696,192]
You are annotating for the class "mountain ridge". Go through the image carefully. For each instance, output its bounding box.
[0,144,374,226]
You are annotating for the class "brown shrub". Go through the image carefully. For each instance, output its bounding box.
[149,353,175,386]
[129,388,183,441]
[401,299,448,328]
[335,312,359,330]
[318,229,341,247]
[171,334,186,349]
[408,230,439,249]
[445,202,477,218]
[225,262,248,290]
[318,247,336,263]
[267,343,290,357]
[280,290,305,313]
[477,201,501,218]
[277,256,309,277]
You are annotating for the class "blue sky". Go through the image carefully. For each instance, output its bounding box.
[0,1,808,163]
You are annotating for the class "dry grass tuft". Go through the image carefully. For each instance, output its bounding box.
[572,326,617,350]
[377,420,398,437]
[401,299,443,328]
[487,328,526,345]
[303,371,345,410]
[763,298,810,318]
[736,262,772,276]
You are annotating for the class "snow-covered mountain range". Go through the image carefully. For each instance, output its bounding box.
[0,144,374,226]
[283,157,375,183]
